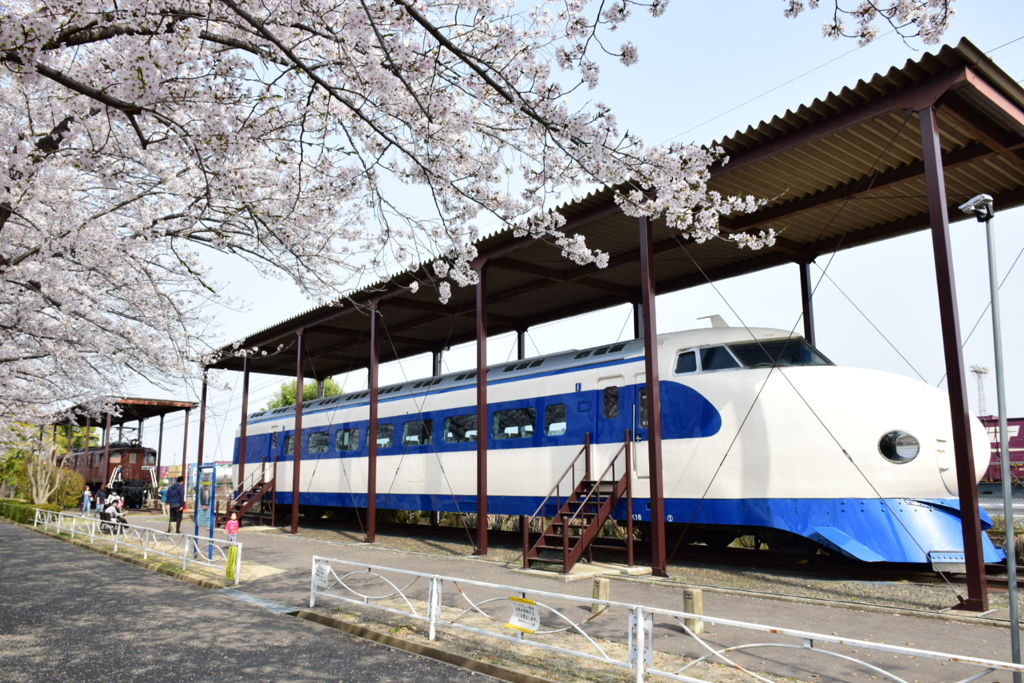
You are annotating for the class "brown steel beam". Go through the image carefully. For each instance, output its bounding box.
[156,414,165,480]
[197,375,208,467]
[238,356,250,490]
[475,266,489,556]
[941,100,1024,173]
[384,297,522,330]
[919,106,987,611]
[366,305,380,543]
[489,258,637,299]
[639,216,667,578]
[291,331,305,535]
[799,261,816,346]
[724,143,994,233]
[713,67,971,175]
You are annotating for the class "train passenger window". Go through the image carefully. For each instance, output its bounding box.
[283,435,295,454]
[308,431,330,453]
[403,420,433,446]
[444,414,477,443]
[700,346,740,371]
[603,387,619,419]
[639,387,648,428]
[272,432,279,450]
[545,404,567,436]
[377,424,394,448]
[144,454,155,465]
[335,428,361,451]
[674,351,697,374]
[129,453,137,464]
[492,408,536,439]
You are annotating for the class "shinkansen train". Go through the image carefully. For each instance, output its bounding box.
[233,324,1005,565]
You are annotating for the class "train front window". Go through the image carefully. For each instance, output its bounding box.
[727,339,832,368]
[674,351,697,374]
[700,346,740,371]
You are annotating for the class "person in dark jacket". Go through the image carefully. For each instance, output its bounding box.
[94,485,108,517]
[166,476,186,533]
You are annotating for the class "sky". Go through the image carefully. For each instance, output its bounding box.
[128,1,1024,467]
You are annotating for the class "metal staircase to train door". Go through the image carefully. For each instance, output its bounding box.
[216,460,277,528]
[521,431,634,574]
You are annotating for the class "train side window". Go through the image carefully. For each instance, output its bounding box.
[272,432,279,450]
[129,453,137,464]
[545,404,567,436]
[603,386,619,419]
[335,427,361,451]
[403,420,433,446]
[144,454,155,465]
[700,346,740,371]
[444,414,477,443]
[492,408,536,439]
[675,351,697,374]
[283,435,295,454]
[308,431,330,454]
[110,453,122,464]
[377,424,395,448]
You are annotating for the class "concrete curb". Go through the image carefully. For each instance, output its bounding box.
[620,574,1019,629]
[298,610,558,683]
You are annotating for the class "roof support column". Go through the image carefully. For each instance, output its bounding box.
[799,260,816,346]
[639,216,667,577]
[919,106,987,611]
[367,305,380,543]
[430,342,442,527]
[633,302,644,340]
[238,356,250,490]
[291,330,305,534]
[516,329,527,361]
[475,265,489,556]
[197,374,208,467]
[104,413,111,464]
[432,349,443,377]
[180,408,190,487]
[157,415,165,481]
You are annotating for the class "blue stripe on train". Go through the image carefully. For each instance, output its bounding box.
[274,492,1004,564]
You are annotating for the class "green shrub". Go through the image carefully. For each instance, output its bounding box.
[52,471,85,509]
[0,500,58,524]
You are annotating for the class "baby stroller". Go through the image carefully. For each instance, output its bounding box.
[99,495,129,534]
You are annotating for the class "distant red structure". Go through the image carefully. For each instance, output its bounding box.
[979,416,1024,483]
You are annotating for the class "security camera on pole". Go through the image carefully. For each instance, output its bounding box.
[959,193,1019,680]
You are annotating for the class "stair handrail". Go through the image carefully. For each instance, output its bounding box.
[526,433,591,522]
[232,461,273,504]
[562,434,630,531]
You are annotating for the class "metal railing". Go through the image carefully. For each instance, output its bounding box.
[309,556,1024,683]
[33,509,242,584]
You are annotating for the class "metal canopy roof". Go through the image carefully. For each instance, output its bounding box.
[54,398,197,428]
[209,38,1024,379]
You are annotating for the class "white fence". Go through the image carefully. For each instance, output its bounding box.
[309,556,1024,683]
[33,509,242,584]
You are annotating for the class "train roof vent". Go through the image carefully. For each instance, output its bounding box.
[574,350,592,359]
[249,411,266,418]
[379,385,404,395]
[609,343,626,353]
[271,407,290,414]
[454,371,476,381]
[593,346,610,356]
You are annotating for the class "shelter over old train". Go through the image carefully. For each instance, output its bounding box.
[206,39,1024,611]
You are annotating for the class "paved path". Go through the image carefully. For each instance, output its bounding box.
[0,521,496,683]
[8,514,1023,682]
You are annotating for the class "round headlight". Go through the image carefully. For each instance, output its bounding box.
[879,430,919,464]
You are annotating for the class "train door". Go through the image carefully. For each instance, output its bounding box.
[594,375,626,478]
[631,374,650,478]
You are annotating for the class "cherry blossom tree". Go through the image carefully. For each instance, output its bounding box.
[0,0,954,430]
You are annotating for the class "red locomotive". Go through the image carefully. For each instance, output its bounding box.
[66,441,158,508]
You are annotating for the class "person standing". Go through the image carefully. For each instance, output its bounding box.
[93,485,107,517]
[81,486,92,515]
[166,476,185,534]
[158,482,169,515]
[224,512,240,544]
